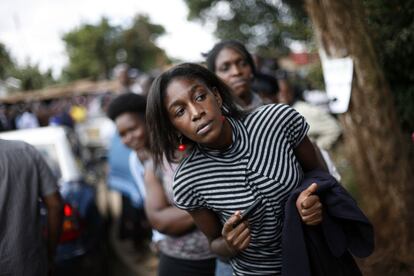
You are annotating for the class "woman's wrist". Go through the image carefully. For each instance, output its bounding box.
[224,239,238,256]
[211,236,239,258]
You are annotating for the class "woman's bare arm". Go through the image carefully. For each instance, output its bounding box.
[144,167,194,235]
[293,135,325,225]
[188,208,251,258]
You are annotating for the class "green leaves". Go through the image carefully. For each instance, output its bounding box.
[61,15,169,81]
[363,0,414,132]
[183,0,313,57]
[0,43,14,79]
[0,43,55,91]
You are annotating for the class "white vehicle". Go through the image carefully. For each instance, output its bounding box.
[0,126,82,184]
[0,126,106,272]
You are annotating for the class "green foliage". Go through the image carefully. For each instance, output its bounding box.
[8,65,55,91]
[0,42,56,91]
[120,15,169,72]
[0,43,15,79]
[62,18,120,81]
[62,15,169,81]
[363,0,414,132]
[183,0,312,57]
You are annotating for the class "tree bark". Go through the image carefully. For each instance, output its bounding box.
[304,0,414,274]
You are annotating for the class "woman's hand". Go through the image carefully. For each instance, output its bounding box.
[221,211,251,254]
[296,183,323,225]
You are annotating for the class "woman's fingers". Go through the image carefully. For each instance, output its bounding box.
[222,211,242,234]
[301,209,323,225]
[222,211,251,251]
[231,222,250,248]
[300,194,323,225]
[238,228,251,250]
[301,195,322,216]
[301,194,320,209]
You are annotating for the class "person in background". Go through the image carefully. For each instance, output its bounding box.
[101,64,156,276]
[251,72,280,104]
[48,98,74,129]
[0,104,12,131]
[136,73,157,97]
[0,139,63,275]
[108,93,216,276]
[205,40,263,111]
[70,96,88,124]
[32,100,51,127]
[113,63,143,95]
[276,70,341,151]
[104,126,155,274]
[15,103,39,129]
[250,70,341,180]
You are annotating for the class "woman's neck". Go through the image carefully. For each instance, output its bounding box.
[203,118,233,150]
[239,91,253,107]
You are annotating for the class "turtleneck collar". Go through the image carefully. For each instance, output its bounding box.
[196,116,249,163]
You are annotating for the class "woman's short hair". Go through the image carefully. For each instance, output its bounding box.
[204,40,256,75]
[107,93,147,121]
[146,63,246,167]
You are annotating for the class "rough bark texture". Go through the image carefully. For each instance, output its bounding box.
[304,0,414,275]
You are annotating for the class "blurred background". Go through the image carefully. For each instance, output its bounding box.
[0,0,413,275]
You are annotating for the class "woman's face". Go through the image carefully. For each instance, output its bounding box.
[115,112,147,152]
[214,47,253,99]
[164,78,232,149]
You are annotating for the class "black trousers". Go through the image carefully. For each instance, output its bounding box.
[158,252,216,276]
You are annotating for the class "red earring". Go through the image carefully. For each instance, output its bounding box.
[221,115,226,122]
[178,136,186,152]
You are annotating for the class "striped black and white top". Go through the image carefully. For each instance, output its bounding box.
[173,104,309,276]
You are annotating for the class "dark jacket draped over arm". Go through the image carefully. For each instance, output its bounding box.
[282,170,374,276]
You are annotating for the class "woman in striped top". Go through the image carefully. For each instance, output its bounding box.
[146,63,324,276]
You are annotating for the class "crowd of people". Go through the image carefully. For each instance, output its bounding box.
[0,94,102,131]
[0,40,374,276]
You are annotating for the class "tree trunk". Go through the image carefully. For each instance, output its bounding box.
[304,0,414,274]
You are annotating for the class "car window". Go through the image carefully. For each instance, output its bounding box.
[35,144,62,179]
